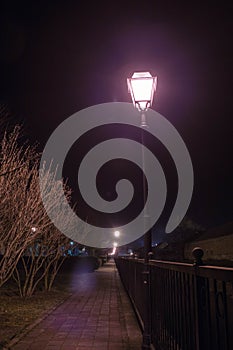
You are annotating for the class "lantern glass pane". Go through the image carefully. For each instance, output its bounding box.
[131,78,153,105]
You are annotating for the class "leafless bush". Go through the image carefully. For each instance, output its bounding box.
[0,115,81,295]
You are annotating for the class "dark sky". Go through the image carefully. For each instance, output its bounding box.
[0,0,232,229]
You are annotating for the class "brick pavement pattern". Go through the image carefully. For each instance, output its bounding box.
[10,261,142,350]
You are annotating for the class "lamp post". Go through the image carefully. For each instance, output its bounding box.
[127,71,157,349]
[127,71,157,263]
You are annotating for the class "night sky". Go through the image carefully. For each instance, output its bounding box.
[0,0,232,232]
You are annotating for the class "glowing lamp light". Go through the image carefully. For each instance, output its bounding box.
[31,227,37,233]
[127,72,157,111]
[109,246,117,255]
[114,230,120,237]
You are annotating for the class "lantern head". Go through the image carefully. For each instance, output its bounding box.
[127,72,157,111]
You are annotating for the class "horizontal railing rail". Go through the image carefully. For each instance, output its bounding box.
[115,253,233,350]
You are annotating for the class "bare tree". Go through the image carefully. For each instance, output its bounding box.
[0,127,50,287]
[42,228,74,293]
[13,226,78,297]
[0,116,83,295]
[0,104,13,140]
[12,184,79,297]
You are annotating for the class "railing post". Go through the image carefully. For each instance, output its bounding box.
[193,247,211,350]
[142,253,152,349]
[192,247,204,267]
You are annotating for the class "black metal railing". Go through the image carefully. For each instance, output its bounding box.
[115,252,233,350]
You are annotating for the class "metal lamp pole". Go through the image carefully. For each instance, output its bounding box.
[127,72,157,349]
[140,111,152,265]
[140,110,152,349]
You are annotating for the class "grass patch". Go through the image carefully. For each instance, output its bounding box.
[0,284,70,346]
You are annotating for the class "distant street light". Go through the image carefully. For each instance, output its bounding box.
[127,71,157,349]
[31,227,37,233]
[114,230,120,237]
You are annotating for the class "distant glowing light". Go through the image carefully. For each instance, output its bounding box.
[114,230,120,237]
[70,241,74,245]
[109,246,117,255]
[31,227,37,232]
[128,248,133,255]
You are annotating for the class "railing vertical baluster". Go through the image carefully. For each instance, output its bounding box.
[171,270,176,350]
[180,272,185,349]
[184,273,189,349]
[178,271,183,348]
[214,279,229,350]
[167,269,172,349]
[174,271,179,348]
[193,247,212,350]
[222,281,229,349]
[185,273,192,350]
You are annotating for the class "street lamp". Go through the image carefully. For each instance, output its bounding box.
[127,71,157,261]
[127,71,157,349]
[114,230,120,237]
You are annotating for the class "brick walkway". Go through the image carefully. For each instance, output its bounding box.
[9,260,142,350]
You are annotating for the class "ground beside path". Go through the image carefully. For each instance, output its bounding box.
[8,260,142,350]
